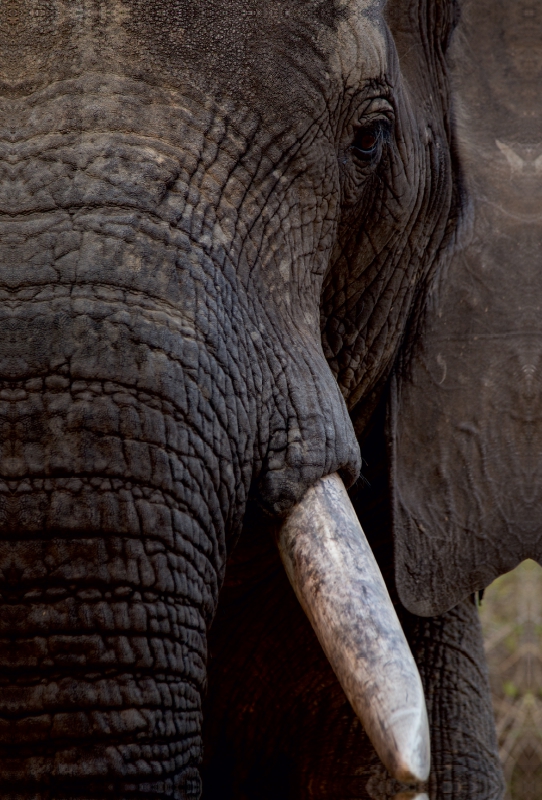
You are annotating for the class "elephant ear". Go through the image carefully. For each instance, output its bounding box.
[389,0,542,617]
[389,346,532,619]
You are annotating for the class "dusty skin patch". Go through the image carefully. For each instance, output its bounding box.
[329,0,388,89]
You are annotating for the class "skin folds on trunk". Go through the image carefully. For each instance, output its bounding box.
[0,76,246,798]
[391,0,542,616]
[0,82,359,797]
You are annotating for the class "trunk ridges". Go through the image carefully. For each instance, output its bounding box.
[0,100,358,795]
[0,518,211,797]
[0,348,231,795]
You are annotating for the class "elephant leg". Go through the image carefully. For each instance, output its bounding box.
[350,402,506,798]
[400,598,505,800]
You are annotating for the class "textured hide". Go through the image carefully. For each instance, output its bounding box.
[0,1,498,798]
[392,0,542,616]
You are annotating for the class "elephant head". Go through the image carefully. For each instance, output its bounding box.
[0,1,507,798]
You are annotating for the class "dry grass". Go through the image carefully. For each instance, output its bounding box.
[480,560,542,800]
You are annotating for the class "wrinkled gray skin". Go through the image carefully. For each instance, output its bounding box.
[393,0,542,614]
[0,0,520,798]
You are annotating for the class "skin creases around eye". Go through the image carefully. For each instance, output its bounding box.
[348,94,394,161]
[340,102,394,205]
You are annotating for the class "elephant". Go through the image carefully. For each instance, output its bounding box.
[0,0,537,797]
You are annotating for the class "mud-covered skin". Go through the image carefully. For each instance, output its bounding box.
[0,1,471,798]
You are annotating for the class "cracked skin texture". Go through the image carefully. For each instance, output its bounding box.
[0,1,502,798]
[392,0,542,616]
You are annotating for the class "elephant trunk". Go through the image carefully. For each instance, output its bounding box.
[0,73,361,796]
[0,262,253,796]
[0,262,250,800]
[0,211,252,796]
[1,515,212,797]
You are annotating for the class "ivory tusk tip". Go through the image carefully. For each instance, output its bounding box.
[392,794,429,800]
[278,472,431,786]
[384,706,431,784]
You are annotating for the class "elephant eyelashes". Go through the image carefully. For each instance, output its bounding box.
[355,132,378,153]
[351,121,391,163]
[340,116,392,206]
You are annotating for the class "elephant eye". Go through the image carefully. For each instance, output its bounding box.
[351,121,391,162]
[354,131,378,154]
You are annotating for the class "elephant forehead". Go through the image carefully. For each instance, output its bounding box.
[2,1,390,124]
[121,0,387,94]
[329,1,388,89]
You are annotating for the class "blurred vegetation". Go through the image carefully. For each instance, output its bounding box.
[480,560,542,800]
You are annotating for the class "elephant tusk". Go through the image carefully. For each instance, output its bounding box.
[277,473,430,784]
